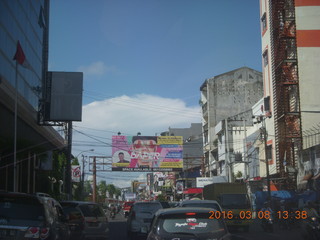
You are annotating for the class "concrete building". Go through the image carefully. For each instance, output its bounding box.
[200,67,263,177]
[0,1,65,192]
[260,0,320,190]
[161,123,203,189]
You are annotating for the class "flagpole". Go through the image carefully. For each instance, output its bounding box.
[13,60,18,192]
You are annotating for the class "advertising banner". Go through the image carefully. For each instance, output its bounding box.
[111,135,183,172]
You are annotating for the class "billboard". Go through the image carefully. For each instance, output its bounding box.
[111,135,183,172]
[45,71,83,121]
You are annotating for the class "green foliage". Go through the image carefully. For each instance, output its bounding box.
[156,194,167,201]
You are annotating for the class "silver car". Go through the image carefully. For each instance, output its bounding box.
[127,201,163,240]
[0,191,70,240]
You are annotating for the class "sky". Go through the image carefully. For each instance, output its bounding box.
[48,0,262,188]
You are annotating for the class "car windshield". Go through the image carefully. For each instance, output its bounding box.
[156,213,226,237]
[0,196,45,221]
[79,204,105,217]
[181,202,221,211]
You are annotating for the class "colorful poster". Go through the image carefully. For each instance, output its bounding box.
[111,135,183,172]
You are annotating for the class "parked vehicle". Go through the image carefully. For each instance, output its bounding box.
[127,201,163,240]
[60,201,110,240]
[203,182,252,231]
[61,203,85,240]
[0,191,70,240]
[146,207,232,240]
[123,201,135,217]
[178,199,223,212]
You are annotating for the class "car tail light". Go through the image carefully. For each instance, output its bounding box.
[24,227,40,238]
[40,227,50,239]
[185,212,196,216]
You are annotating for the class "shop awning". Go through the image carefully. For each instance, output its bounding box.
[183,188,203,194]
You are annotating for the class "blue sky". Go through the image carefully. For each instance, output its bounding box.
[48,0,262,187]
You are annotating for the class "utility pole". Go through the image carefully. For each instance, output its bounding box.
[93,156,97,202]
[65,121,73,200]
[261,117,271,201]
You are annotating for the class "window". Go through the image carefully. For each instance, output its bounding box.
[261,13,267,33]
[263,50,268,67]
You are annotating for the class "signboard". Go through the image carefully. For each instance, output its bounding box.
[111,135,183,172]
[71,165,81,182]
[46,71,83,121]
[196,176,228,188]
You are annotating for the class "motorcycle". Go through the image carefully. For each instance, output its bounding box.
[110,209,116,219]
[261,214,274,233]
[305,217,320,240]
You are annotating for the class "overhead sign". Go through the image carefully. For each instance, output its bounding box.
[111,135,183,172]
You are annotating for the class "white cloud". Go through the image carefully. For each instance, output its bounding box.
[77,61,116,76]
[80,94,201,134]
[73,94,201,188]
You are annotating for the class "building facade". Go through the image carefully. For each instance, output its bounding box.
[200,67,263,177]
[0,0,65,192]
[260,0,320,190]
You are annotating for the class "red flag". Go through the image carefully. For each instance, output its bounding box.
[13,41,33,71]
[13,41,26,65]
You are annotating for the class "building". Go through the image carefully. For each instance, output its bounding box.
[260,0,320,190]
[200,67,263,177]
[161,123,203,198]
[0,1,65,192]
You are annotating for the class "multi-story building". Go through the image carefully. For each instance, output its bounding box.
[260,0,320,190]
[200,67,263,177]
[0,1,64,192]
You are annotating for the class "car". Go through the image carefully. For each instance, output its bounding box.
[60,201,110,240]
[127,201,164,240]
[123,200,135,217]
[0,191,70,240]
[61,203,85,240]
[146,207,232,240]
[179,199,223,212]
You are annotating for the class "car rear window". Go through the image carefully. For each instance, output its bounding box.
[133,203,162,213]
[157,213,226,236]
[0,196,45,220]
[79,204,104,217]
[63,207,83,220]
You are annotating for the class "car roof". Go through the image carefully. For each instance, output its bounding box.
[60,200,100,207]
[0,191,41,200]
[180,199,219,204]
[154,207,218,217]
